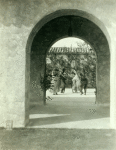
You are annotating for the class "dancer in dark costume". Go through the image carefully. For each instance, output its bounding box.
[80,74,88,95]
[60,68,66,93]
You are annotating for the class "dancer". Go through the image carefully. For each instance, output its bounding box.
[52,69,61,95]
[80,74,88,95]
[60,68,66,93]
[72,71,81,93]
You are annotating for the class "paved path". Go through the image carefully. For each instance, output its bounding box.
[27,89,110,129]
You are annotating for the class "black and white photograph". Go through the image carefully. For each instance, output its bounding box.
[0,0,116,149]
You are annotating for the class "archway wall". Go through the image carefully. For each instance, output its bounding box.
[30,52,46,105]
[30,15,110,104]
[0,0,116,128]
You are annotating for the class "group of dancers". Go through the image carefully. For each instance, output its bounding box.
[50,68,88,95]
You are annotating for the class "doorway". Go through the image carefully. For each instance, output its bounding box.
[46,37,96,99]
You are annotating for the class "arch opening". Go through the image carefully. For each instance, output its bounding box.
[46,37,97,98]
[25,10,110,128]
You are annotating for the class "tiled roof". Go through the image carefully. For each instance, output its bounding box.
[48,47,95,54]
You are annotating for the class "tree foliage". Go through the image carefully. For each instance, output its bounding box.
[46,52,96,88]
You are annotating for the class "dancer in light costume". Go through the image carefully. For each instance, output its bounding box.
[72,70,81,93]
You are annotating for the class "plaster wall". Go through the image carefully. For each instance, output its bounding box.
[0,0,116,128]
[0,25,32,127]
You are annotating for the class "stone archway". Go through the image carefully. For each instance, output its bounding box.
[26,10,110,108]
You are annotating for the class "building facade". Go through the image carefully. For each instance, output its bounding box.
[0,0,116,129]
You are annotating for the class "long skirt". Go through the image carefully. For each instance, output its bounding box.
[60,79,65,93]
[52,76,61,94]
[72,79,81,93]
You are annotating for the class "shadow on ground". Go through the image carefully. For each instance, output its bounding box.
[28,96,110,128]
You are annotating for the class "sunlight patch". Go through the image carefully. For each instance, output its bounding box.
[29,114,70,119]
